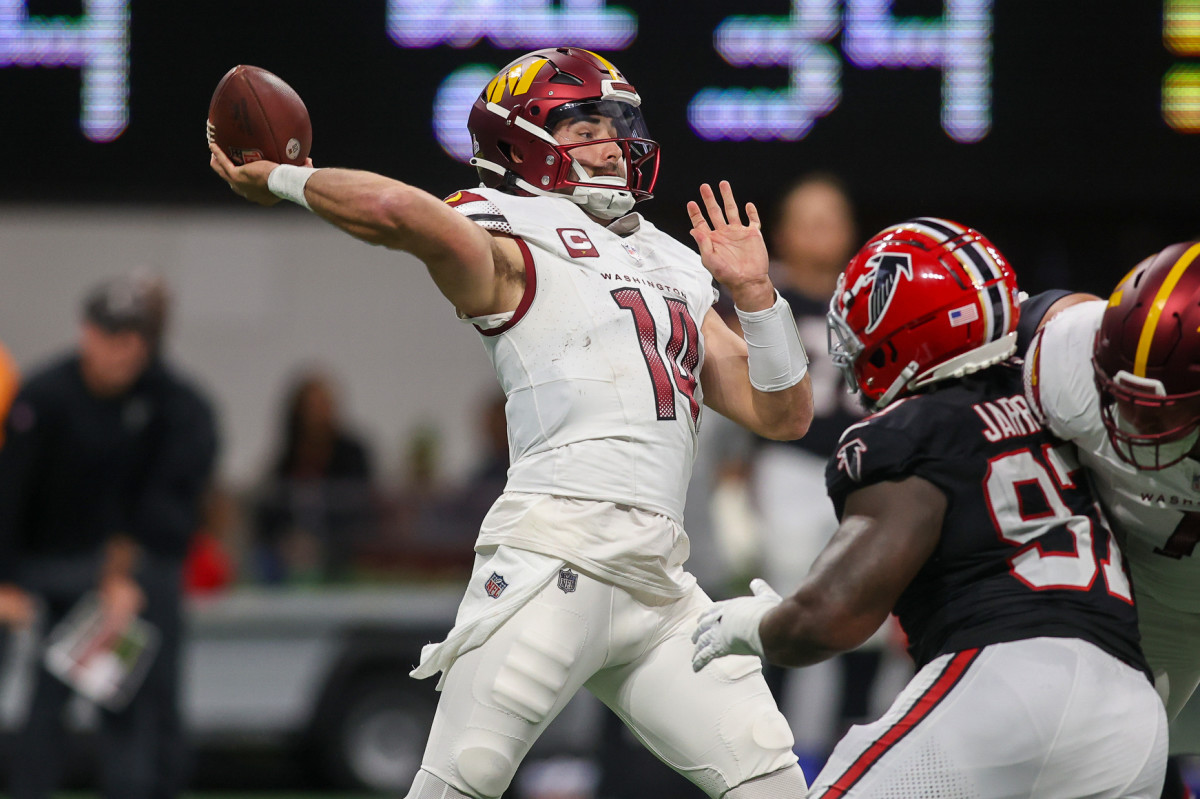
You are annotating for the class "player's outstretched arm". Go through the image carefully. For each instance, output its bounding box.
[696,477,944,671]
[208,144,523,317]
[763,477,944,666]
[689,181,813,440]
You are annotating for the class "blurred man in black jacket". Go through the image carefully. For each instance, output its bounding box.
[0,273,219,799]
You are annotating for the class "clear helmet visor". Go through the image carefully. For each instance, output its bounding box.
[544,99,659,204]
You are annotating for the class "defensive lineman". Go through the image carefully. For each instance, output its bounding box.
[693,219,1167,797]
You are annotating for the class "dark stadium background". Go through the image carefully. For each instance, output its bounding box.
[2,1,1196,297]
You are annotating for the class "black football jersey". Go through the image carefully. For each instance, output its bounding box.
[825,362,1149,675]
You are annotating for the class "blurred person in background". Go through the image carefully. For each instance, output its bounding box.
[183,485,240,595]
[754,174,904,763]
[0,272,219,799]
[0,339,34,626]
[252,368,378,584]
[0,339,18,445]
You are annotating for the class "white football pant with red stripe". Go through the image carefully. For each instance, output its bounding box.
[809,637,1167,798]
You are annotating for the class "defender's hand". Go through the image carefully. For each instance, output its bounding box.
[209,142,284,206]
[687,181,773,310]
[691,578,782,672]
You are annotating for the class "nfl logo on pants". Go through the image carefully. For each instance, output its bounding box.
[485,572,507,598]
[558,568,577,593]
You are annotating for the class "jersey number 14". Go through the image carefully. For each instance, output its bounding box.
[612,288,701,426]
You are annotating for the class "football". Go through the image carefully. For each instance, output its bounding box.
[207,65,311,166]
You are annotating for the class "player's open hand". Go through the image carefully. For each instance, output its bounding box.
[687,181,771,306]
[691,578,782,671]
[208,142,284,206]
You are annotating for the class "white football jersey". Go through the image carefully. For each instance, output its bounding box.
[1025,300,1200,612]
[447,188,718,524]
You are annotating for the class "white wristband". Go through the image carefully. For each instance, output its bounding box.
[267,165,318,211]
[735,291,809,392]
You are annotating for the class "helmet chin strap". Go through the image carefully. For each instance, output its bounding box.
[873,333,1019,410]
[876,361,920,409]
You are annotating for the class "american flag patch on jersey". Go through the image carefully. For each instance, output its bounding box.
[484,572,508,598]
[948,304,979,327]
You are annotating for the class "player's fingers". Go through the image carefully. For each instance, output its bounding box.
[699,183,726,228]
[693,610,717,642]
[208,143,232,176]
[687,200,710,233]
[719,180,741,226]
[746,201,762,231]
[693,638,717,671]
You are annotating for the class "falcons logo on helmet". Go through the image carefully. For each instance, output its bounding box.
[862,253,914,334]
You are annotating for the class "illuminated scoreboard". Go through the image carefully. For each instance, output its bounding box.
[0,0,1196,243]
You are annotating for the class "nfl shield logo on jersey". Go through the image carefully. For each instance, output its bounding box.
[558,568,578,593]
[485,572,508,598]
[621,241,644,265]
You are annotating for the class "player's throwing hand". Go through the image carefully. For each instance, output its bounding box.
[691,578,782,671]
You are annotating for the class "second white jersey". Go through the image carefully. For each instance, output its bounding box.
[448,188,718,524]
[1025,300,1200,612]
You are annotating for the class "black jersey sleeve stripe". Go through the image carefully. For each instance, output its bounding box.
[1015,290,1074,355]
[467,213,508,224]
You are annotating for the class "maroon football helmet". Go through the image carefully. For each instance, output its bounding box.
[1093,241,1200,469]
[466,48,659,219]
[827,218,1020,409]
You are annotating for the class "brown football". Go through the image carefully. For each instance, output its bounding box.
[207,65,311,166]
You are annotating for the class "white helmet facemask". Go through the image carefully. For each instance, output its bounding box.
[567,167,636,219]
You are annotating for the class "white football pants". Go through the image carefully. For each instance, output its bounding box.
[809,637,1167,798]
[417,562,801,799]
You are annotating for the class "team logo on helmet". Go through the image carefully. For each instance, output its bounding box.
[861,253,914,334]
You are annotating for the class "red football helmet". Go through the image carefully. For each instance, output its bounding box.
[827,218,1021,409]
[467,48,660,219]
[1093,241,1200,470]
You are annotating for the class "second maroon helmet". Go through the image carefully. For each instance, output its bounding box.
[1093,241,1200,469]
